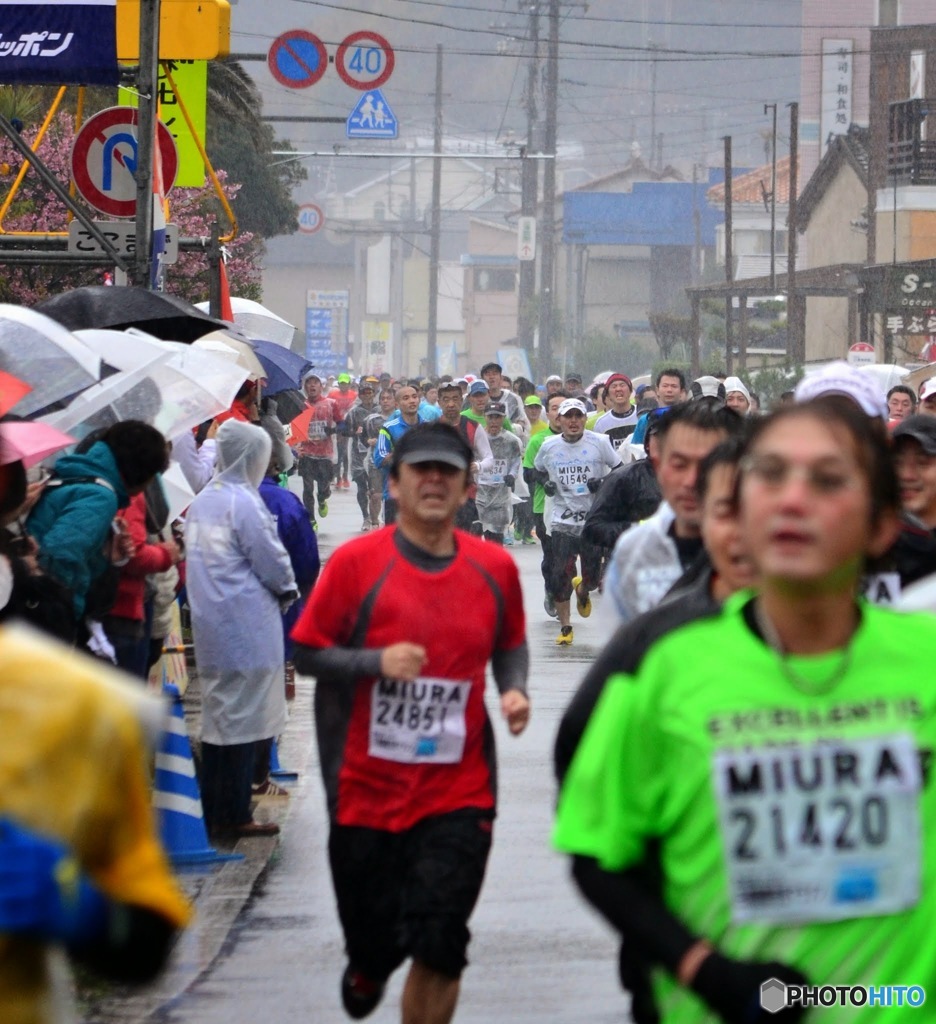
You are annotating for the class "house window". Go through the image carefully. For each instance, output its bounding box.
[473,268,516,292]
[878,0,899,26]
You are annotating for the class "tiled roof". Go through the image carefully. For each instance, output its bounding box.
[707,155,800,205]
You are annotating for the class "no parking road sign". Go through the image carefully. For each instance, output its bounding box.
[268,30,328,89]
[335,31,395,90]
[71,106,178,219]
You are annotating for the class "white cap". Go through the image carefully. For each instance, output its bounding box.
[920,377,936,402]
[794,362,888,419]
[557,398,587,416]
[723,376,751,402]
[546,374,563,383]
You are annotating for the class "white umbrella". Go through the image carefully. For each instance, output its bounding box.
[194,332,266,379]
[43,338,249,442]
[855,363,910,394]
[160,461,197,523]
[195,297,296,348]
[75,327,172,371]
[0,305,101,417]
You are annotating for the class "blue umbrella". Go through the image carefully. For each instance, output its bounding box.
[247,338,312,396]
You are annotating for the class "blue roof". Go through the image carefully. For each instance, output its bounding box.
[563,181,725,247]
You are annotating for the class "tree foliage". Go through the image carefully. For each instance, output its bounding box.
[205,61,305,239]
[648,311,694,361]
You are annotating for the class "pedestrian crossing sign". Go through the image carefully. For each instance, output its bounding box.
[347,89,398,139]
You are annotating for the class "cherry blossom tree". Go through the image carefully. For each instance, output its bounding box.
[0,113,262,306]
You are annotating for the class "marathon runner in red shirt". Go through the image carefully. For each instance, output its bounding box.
[293,421,530,1023]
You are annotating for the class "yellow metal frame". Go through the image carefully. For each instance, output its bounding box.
[0,86,70,235]
[161,62,237,243]
[0,73,238,244]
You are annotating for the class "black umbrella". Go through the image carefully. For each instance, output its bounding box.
[270,388,306,425]
[36,286,228,343]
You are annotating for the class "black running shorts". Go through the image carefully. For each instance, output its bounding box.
[328,808,494,981]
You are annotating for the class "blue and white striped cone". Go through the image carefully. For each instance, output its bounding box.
[269,737,298,781]
[153,683,241,866]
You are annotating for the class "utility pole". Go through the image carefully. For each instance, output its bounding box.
[787,102,801,361]
[764,102,777,293]
[724,135,734,374]
[133,0,160,289]
[649,42,660,170]
[517,2,540,354]
[537,0,559,376]
[426,45,443,377]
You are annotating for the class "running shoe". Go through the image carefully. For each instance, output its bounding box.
[556,625,573,646]
[544,593,558,618]
[319,500,329,518]
[522,534,537,545]
[361,519,371,532]
[504,533,514,546]
[251,778,289,798]
[572,576,592,618]
[341,965,385,1019]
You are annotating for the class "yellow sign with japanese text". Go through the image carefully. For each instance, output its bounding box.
[120,61,206,188]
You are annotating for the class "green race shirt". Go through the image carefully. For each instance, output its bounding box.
[523,427,558,514]
[554,593,936,1022]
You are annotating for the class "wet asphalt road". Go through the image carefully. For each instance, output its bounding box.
[106,485,629,1024]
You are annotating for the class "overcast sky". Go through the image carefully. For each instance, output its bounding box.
[231,0,805,179]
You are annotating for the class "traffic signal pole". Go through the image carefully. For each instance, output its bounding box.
[133,0,160,288]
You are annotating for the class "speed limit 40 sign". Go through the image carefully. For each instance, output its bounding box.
[335,31,395,90]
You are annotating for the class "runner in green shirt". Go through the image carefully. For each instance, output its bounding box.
[555,396,936,1022]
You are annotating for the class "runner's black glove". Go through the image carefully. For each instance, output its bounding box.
[587,478,602,493]
[503,474,515,489]
[543,480,557,497]
[691,952,808,1023]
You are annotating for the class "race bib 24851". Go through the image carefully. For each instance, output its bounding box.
[369,677,469,764]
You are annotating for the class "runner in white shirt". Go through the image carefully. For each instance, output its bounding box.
[592,372,638,457]
[534,398,622,645]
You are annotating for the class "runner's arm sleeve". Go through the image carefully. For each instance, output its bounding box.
[293,645,382,680]
[554,622,637,782]
[572,857,809,1023]
[491,641,529,697]
[472,424,494,470]
[570,856,696,970]
[374,428,393,468]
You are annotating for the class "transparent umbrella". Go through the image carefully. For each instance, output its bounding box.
[0,305,101,417]
[42,336,248,442]
[855,363,910,394]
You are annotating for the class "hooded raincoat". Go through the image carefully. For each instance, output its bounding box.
[185,421,297,745]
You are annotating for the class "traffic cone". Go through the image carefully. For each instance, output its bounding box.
[269,737,298,781]
[153,683,242,866]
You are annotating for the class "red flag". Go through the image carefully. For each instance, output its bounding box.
[218,258,235,323]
